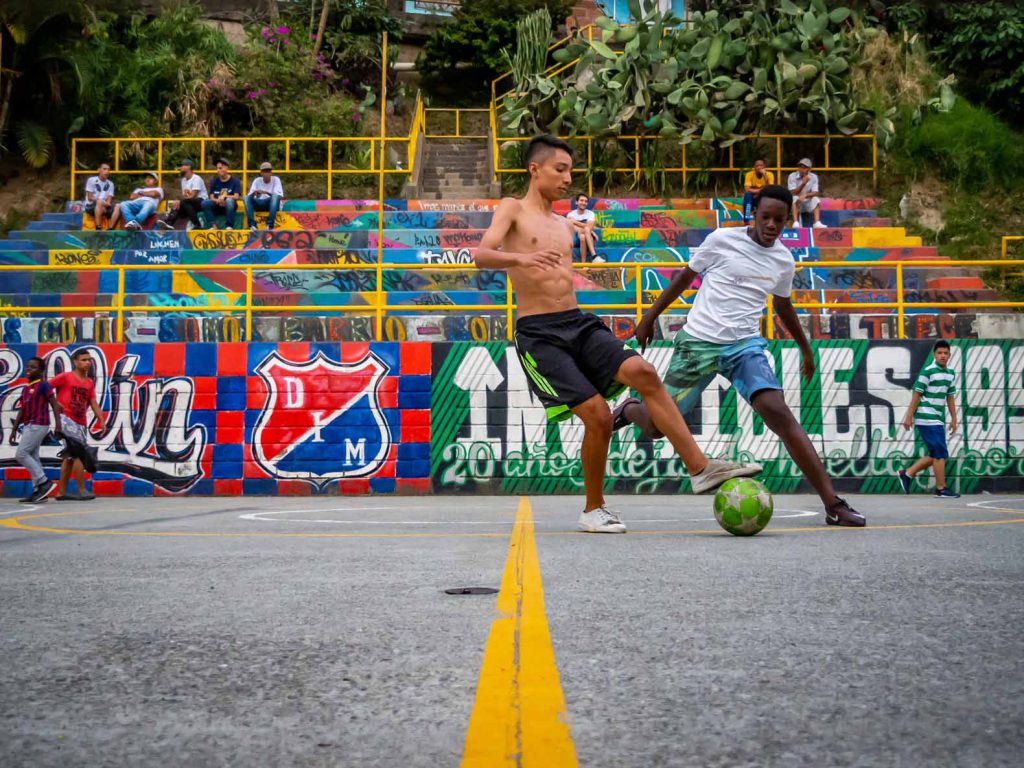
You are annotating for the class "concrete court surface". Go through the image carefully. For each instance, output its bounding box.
[1,493,1023,768]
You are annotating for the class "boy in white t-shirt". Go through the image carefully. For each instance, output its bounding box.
[112,172,165,231]
[156,159,208,230]
[566,193,602,262]
[614,185,866,527]
[245,161,285,231]
[83,163,115,229]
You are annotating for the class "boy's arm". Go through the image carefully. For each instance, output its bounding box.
[475,199,560,271]
[48,393,63,436]
[635,266,700,349]
[8,403,23,445]
[903,391,921,430]
[772,295,815,381]
[89,396,106,430]
[947,394,958,433]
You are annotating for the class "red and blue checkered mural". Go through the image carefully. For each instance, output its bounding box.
[0,342,432,497]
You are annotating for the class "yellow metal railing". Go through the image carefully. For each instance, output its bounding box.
[70,136,410,203]
[1,260,1019,343]
[1001,235,1024,259]
[422,108,490,139]
[489,133,878,195]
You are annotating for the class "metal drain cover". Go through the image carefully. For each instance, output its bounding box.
[444,587,499,595]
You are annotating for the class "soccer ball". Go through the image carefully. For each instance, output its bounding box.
[713,478,774,536]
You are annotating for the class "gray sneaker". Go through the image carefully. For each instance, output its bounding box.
[690,459,763,494]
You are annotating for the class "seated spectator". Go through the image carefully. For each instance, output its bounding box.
[245,162,284,231]
[83,163,115,230]
[787,158,826,229]
[156,159,208,231]
[742,158,775,224]
[113,172,164,232]
[567,193,603,263]
[201,158,242,229]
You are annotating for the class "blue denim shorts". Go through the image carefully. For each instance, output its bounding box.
[916,424,949,460]
[664,331,782,415]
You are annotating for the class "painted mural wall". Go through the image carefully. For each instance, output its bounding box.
[1,340,1021,497]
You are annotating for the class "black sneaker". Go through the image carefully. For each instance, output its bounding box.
[935,487,961,499]
[825,496,866,527]
[896,470,911,494]
[78,493,96,501]
[612,397,640,432]
[55,494,80,501]
[28,479,54,503]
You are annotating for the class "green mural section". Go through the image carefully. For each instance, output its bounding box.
[430,340,1024,495]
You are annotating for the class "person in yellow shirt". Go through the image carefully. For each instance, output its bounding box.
[742,158,775,224]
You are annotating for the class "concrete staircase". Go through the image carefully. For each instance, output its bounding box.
[417,139,497,200]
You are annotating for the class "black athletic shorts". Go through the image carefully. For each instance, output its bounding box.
[514,309,639,422]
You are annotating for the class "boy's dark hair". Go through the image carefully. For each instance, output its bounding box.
[98,161,111,168]
[753,157,766,164]
[215,157,231,167]
[72,348,91,359]
[576,193,589,202]
[933,340,951,351]
[753,184,793,210]
[26,356,45,368]
[524,135,573,170]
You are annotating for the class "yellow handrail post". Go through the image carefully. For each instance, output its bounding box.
[115,266,125,343]
[456,110,461,139]
[70,140,77,201]
[157,139,164,190]
[775,137,781,183]
[242,138,249,196]
[765,294,774,340]
[682,142,687,191]
[872,136,878,188]
[376,30,388,341]
[115,139,121,173]
[245,267,253,341]
[896,263,905,340]
[327,139,333,199]
[506,279,514,341]
[587,137,593,198]
[824,135,830,170]
[634,264,642,323]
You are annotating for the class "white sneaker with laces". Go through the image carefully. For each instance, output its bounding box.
[578,505,627,533]
[690,459,763,494]
[591,255,606,263]
[812,221,827,229]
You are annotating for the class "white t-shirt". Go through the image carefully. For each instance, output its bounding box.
[130,186,165,201]
[566,209,596,224]
[181,174,208,200]
[84,176,114,201]
[684,227,795,344]
[788,171,820,211]
[249,175,284,197]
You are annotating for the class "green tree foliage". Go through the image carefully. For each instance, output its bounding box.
[882,1,1024,128]
[418,0,573,104]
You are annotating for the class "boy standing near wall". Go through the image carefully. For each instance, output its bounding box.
[897,340,960,498]
[8,357,62,503]
[50,349,106,501]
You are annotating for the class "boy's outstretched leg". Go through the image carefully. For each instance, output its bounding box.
[613,357,761,494]
[571,395,625,533]
[750,389,865,526]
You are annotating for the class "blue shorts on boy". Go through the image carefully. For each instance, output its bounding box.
[916,424,948,460]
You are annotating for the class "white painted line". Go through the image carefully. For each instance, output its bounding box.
[967,498,1024,512]
[238,509,819,525]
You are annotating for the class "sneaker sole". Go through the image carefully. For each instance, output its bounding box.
[690,463,763,494]
[577,524,627,533]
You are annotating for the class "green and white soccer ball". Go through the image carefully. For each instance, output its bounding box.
[713,478,774,536]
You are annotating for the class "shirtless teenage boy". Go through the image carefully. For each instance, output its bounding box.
[475,135,760,533]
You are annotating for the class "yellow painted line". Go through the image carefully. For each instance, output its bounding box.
[460,497,577,768]
[2,508,1023,540]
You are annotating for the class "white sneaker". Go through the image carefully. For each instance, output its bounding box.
[591,255,606,263]
[578,505,627,533]
[186,221,195,231]
[224,225,233,230]
[690,459,763,494]
[813,221,827,229]
[125,220,141,231]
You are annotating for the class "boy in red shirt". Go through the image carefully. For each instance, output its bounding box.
[9,356,63,502]
[49,349,106,501]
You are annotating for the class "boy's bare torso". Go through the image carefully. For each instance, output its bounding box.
[502,199,577,318]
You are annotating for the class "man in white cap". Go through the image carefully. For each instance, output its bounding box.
[787,158,826,229]
[245,161,285,231]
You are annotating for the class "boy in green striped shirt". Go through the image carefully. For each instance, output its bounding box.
[897,340,960,498]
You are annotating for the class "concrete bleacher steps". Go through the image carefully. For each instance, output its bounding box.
[2,195,1016,344]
